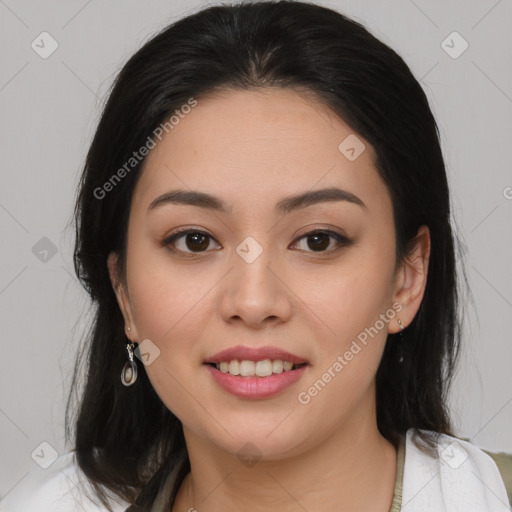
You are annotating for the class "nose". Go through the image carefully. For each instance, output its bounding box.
[218,248,293,328]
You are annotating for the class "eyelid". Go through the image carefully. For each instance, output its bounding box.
[161,227,219,250]
[293,224,350,241]
[162,226,352,254]
[290,228,351,252]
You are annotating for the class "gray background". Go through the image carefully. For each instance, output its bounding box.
[1,0,511,498]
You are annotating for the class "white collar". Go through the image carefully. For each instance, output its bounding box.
[402,428,510,511]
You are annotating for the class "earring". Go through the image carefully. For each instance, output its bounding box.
[121,342,138,386]
[397,319,406,364]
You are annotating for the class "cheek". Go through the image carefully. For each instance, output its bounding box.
[293,268,394,430]
[126,237,211,337]
[125,244,218,361]
[126,262,214,424]
[293,245,395,346]
[290,240,396,415]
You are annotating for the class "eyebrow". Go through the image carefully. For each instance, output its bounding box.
[147,186,367,215]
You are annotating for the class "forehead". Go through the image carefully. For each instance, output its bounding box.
[132,88,387,216]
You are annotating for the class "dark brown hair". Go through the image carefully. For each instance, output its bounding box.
[67,1,465,509]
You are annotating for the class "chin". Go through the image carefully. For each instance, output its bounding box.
[196,414,314,462]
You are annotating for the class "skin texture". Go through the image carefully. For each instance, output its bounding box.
[108,88,430,511]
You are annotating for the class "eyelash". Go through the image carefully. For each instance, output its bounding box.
[161,227,352,255]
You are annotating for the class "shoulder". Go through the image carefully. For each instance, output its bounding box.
[0,451,130,512]
[481,447,512,505]
[404,428,512,509]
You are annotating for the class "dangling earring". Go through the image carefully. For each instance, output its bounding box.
[121,342,138,386]
[396,318,407,364]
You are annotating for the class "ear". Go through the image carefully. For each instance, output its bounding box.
[389,225,431,334]
[107,251,138,341]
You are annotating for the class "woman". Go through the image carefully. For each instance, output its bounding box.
[2,1,510,511]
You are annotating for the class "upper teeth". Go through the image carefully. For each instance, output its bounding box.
[216,359,296,377]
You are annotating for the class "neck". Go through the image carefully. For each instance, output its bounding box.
[173,413,397,512]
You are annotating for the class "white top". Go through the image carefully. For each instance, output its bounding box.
[0,451,130,512]
[1,429,510,511]
[403,429,510,512]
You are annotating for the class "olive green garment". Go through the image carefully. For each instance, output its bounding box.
[146,437,512,512]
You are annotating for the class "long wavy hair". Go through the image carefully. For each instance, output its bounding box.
[67,1,466,509]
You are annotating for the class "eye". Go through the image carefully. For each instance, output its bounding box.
[162,227,351,255]
[291,229,351,253]
[162,229,220,253]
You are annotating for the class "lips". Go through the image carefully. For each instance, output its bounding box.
[203,345,310,398]
[204,345,309,365]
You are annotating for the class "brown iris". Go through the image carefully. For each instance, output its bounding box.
[185,232,210,251]
[306,233,330,251]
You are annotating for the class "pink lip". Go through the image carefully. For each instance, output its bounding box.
[204,364,309,399]
[204,345,308,365]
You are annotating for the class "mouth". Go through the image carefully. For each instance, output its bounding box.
[203,354,310,399]
[204,360,309,378]
[203,345,310,378]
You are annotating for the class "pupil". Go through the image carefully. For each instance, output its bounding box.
[186,233,209,251]
[308,233,329,251]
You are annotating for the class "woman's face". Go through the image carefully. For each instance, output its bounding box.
[109,88,426,459]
